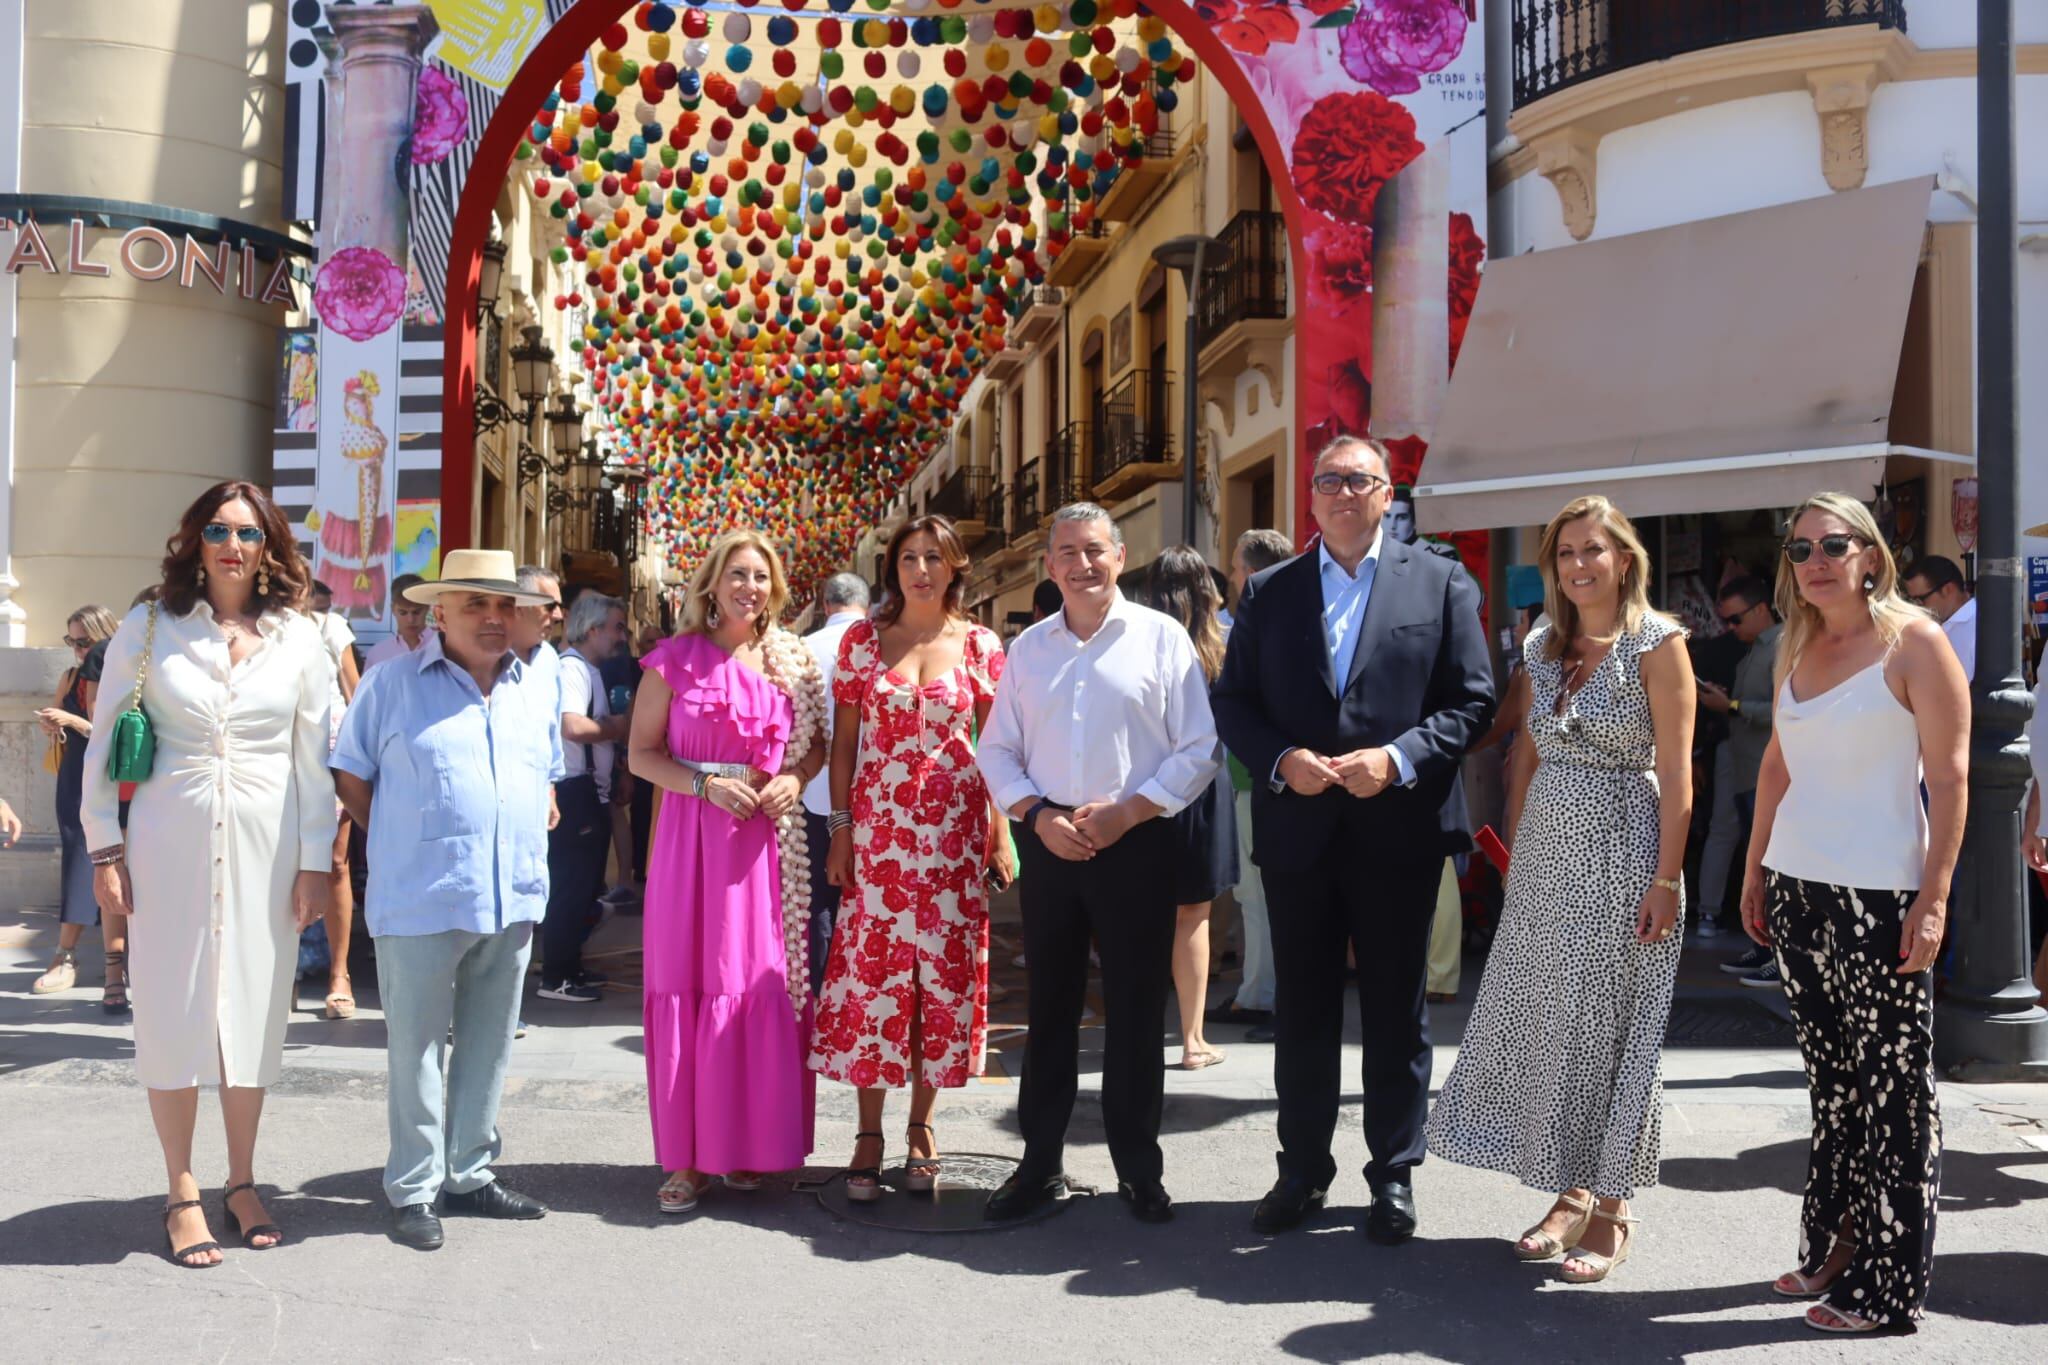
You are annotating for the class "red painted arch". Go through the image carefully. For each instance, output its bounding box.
[438,0,1314,552]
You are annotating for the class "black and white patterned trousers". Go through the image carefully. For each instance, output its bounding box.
[1767,871,1941,1325]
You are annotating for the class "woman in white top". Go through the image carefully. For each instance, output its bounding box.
[1739,491,1968,1334]
[83,481,337,1269]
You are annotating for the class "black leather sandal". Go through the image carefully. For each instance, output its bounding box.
[163,1199,220,1268]
[101,950,130,1016]
[846,1131,885,1203]
[222,1182,283,1249]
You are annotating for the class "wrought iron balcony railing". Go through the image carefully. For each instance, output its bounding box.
[1512,0,1905,108]
[1047,425,1097,510]
[1195,209,1288,351]
[1012,460,1043,531]
[929,465,994,525]
[1094,368,1174,484]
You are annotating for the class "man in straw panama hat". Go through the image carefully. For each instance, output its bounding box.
[331,551,565,1251]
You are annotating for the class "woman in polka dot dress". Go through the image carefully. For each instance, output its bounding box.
[1426,496,1694,1284]
[1740,493,1965,1334]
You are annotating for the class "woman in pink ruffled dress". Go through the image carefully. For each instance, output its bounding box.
[628,531,827,1214]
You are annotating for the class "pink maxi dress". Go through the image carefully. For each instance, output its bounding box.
[643,633,815,1175]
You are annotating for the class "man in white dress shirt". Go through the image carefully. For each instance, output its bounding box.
[361,575,434,673]
[1902,555,1976,682]
[802,573,871,990]
[977,503,1220,1225]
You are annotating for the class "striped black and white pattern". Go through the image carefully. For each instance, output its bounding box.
[273,323,449,553]
[409,0,580,318]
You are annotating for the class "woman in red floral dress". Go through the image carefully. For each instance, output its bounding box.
[813,516,1011,1199]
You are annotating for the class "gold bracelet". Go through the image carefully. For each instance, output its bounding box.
[1652,877,1681,895]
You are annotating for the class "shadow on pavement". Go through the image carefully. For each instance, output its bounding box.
[1659,1137,2048,1211]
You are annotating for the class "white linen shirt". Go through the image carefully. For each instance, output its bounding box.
[1941,594,1977,683]
[558,645,614,801]
[803,608,868,816]
[976,590,1219,818]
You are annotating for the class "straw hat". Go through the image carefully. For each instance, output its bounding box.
[401,549,554,606]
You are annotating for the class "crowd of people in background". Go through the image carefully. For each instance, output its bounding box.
[9,437,2046,1338]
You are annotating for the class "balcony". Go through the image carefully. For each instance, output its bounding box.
[1512,0,1906,109]
[1046,222,1114,289]
[1193,210,1291,430]
[929,465,995,546]
[1009,284,1065,349]
[1092,368,1178,504]
[1094,125,1178,224]
[983,339,1028,382]
[1047,425,1098,515]
[981,482,1011,554]
[1012,460,1045,537]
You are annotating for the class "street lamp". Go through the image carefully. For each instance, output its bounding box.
[476,238,508,318]
[545,389,584,456]
[510,324,554,409]
[1151,233,1232,546]
[1936,0,2046,1071]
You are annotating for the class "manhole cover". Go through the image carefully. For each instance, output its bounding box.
[815,1152,1078,1232]
[1665,997,1796,1048]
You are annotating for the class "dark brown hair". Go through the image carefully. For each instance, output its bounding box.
[1146,544,1226,682]
[159,480,310,618]
[875,515,971,627]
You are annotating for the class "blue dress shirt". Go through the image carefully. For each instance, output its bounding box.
[1268,532,1416,791]
[330,633,565,938]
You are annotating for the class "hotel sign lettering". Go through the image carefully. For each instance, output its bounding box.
[0,196,305,308]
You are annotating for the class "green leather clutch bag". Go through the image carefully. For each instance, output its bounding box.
[104,602,159,784]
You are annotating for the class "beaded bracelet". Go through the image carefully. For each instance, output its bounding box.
[89,846,126,867]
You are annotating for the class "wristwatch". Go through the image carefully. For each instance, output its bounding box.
[1022,797,1054,835]
[1652,876,1682,895]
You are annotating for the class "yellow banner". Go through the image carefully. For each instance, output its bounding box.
[428,0,546,91]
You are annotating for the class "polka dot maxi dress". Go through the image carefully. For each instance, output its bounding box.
[1426,616,1685,1199]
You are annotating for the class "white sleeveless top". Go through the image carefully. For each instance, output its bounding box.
[1763,658,1926,891]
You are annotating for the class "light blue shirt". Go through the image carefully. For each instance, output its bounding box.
[330,633,564,938]
[1268,533,1415,791]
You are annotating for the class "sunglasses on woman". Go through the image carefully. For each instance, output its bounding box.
[1781,534,1862,565]
[62,635,92,650]
[200,523,265,546]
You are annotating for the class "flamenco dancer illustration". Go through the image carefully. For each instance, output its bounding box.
[311,371,394,613]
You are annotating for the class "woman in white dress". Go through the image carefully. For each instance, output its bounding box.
[82,481,336,1268]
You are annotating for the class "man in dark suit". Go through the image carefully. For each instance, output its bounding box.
[1212,435,1495,1244]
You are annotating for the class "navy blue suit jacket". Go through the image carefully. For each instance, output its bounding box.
[1212,538,1496,868]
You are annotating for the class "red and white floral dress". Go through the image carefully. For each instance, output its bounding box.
[809,619,1005,1090]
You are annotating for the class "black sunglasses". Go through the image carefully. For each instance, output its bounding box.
[1782,534,1861,565]
[1717,607,1751,628]
[63,634,92,649]
[200,522,265,546]
[1311,471,1389,496]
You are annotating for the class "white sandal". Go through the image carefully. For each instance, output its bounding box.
[1560,1206,1636,1284]
[1773,1240,1857,1298]
[32,949,78,995]
[657,1172,705,1215]
[1514,1190,1595,1261]
[1805,1303,1879,1334]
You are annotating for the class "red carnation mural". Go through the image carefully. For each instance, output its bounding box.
[1290,90,1423,227]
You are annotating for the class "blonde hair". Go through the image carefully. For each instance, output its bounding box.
[1535,495,1658,660]
[679,530,790,640]
[1772,491,1926,691]
[66,605,119,645]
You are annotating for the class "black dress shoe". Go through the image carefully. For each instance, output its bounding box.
[984,1170,1066,1222]
[1366,1179,1418,1245]
[390,1203,444,1251]
[1251,1176,1329,1234]
[441,1181,548,1220]
[1117,1180,1175,1223]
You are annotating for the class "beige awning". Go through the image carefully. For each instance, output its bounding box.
[1415,176,1971,533]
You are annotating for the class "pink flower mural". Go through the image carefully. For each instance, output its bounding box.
[411,67,470,166]
[1339,0,1471,96]
[1290,89,1423,226]
[313,245,408,342]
